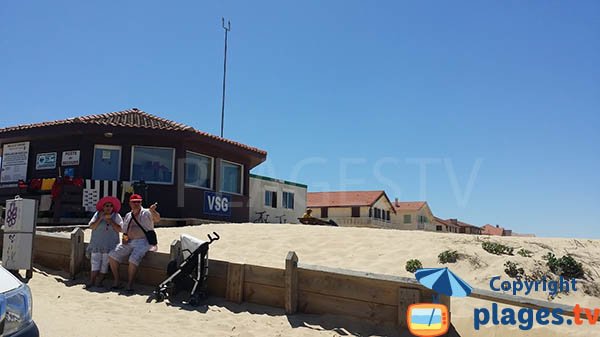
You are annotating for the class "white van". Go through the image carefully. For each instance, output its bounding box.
[0,266,38,337]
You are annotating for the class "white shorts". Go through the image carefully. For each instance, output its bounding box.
[108,239,150,266]
[90,252,110,273]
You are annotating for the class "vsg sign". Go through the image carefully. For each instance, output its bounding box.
[204,191,231,217]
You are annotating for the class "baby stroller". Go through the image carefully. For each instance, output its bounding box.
[153,232,219,306]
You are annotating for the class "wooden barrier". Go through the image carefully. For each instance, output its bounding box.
[28,238,584,330]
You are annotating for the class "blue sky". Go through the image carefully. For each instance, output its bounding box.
[1,1,598,237]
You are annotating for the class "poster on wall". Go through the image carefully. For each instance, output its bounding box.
[36,152,57,170]
[204,191,232,217]
[0,141,30,183]
[61,150,80,166]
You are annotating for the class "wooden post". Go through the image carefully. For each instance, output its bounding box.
[169,239,181,264]
[397,287,420,328]
[69,228,85,279]
[225,263,244,303]
[284,251,298,314]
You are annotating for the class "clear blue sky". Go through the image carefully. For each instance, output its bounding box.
[1,1,598,237]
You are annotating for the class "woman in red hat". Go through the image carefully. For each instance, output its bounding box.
[85,196,123,289]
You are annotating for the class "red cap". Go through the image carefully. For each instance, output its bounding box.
[129,194,143,202]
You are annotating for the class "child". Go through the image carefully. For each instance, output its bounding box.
[85,196,123,289]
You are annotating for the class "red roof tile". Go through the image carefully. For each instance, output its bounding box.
[482,224,506,236]
[392,201,427,211]
[434,216,460,228]
[307,191,389,208]
[0,108,266,155]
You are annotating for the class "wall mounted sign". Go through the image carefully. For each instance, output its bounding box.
[0,141,30,183]
[204,191,231,217]
[36,152,57,170]
[62,150,80,166]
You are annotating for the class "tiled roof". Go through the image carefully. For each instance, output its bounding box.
[307,191,388,208]
[0,108,267,155]
[482,224,505,236]
[392,201,427,211]
[446,218,481,229]
[434,216,460,228]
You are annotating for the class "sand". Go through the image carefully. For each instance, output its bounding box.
[31,224,600,336]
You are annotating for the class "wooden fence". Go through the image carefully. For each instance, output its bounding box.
[6,231,582,331]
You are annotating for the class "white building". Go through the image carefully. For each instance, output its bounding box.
[248,174,307,223]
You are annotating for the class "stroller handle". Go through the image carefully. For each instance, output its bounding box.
[208,232,220,243]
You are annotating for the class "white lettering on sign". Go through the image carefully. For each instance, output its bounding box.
[206,194,230,213]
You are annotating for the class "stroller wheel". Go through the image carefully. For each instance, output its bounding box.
[154,290,166,302]
[189,297,199,307]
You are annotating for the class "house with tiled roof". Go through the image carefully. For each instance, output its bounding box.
[482,224,512,236]
[433,216,461,233]
[445,218,483,235]
[0,108,267,222]
[391,200,438,231]
[306,190,396,228]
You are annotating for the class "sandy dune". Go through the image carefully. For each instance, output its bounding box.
[33,223,600,336]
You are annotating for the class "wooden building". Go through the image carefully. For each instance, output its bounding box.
[0,108,267,222]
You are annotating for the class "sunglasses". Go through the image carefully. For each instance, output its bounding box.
[104,204,114,208]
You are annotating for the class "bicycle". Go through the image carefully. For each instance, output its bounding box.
[253,211,270,223]
[274,215,287,224]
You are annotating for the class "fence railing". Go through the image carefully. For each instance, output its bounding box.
[7,231,583,332]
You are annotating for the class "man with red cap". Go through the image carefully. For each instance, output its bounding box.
[108,194,160,292]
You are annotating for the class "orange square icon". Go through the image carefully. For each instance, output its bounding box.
[407,303,449,337]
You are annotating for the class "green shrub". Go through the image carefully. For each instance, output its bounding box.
[482,241,514,255]
[405,259,423,273]
[517,248,533,258]
[438,250,459,264]
[504,261,525,278]
[543,253,585,279]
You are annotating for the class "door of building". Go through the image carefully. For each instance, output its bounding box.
[92,145,121,181]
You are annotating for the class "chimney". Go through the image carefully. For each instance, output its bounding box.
[394,198,399,207]
[496,224,499,228]
[449,219,458,225]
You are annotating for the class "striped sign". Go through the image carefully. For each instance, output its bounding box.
[82,180,121,212]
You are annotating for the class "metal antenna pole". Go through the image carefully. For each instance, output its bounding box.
[220,17,231,138]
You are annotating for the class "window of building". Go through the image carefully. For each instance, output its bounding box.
[386,211,390,221]
[185,151,213,189]
[351,207,360,217]
[220,160,243,194]
[93,145,121,181]
[321,207,328,218]
[131,146,175,184]
[418,215,429,224]
[265,190,277,208]
[436,225,443,231]
[283,191,294,209]
[403,214,411,224]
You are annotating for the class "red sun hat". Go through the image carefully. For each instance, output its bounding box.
[96,196,122,213]
[129,194,143,202]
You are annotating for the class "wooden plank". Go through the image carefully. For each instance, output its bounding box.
[137,251,171,271]
[243,282,285,308]
[208,259,228,279]
[169,239,181,264]
[207,276,227,297]
[69,228,85,279]
[298,268,399,306]
[285,251,298,314]
[34,234,71,256]
[298,290,396,323]
[397,288,420,327]
[244,264,285,287]
[34,253,70,272]
[225,263,244,303]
